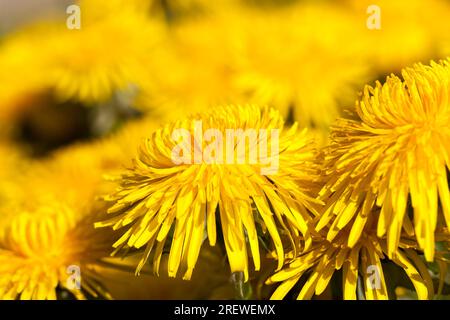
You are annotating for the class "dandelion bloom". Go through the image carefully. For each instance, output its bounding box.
[48,0,164,104]
[318,60,450,261]
[0,24,55,125]
[232,3,368,130]
[133,12,246,118]
[96,105,321,280]
[345,0,450,72]
[0,153,119,299]
[0,207,115,299]
[0,0,163,108]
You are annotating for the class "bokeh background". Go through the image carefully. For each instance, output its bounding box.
[0,0,449,299]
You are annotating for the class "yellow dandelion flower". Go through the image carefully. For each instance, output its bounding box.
[0,143,28,210]
[232,3,368,129]
[345,0,450,72]
[0,23,56,124]
[0,151,119,299]
[0,0,164,111]
[267,224,449,300]
[0,205,115,300]
[318,60,450,261]
[134,13,246,118]
[0,106,181,301]
[47,0,164,104]
[96,104,321,281]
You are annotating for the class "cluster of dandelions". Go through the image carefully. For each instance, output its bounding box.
[91,60,450,300]
[0,0,449,300]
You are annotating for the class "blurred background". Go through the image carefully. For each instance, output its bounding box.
[1,0,449,155]
[0,0,449,299]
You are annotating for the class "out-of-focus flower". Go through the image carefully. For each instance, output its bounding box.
[48,0,164,104]
[344,0,450,72]
[0,23,55,124]
[0,143,28,211]
[0,113,167,299]
[0,146,121,299]
[317,60,450,261]
[135,1,369,131]
[133,13,246,118]
[232,3,368,130]
[0,113,234,299]
[0,0,165,126]
[96,105,321,281]
[0,205,115,299]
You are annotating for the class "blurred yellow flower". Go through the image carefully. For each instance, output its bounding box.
[345,0,450,71]
[232,3,368,130]
[0,205,115,299]
[0,155,119,299]
[48,0,164,104]
[0,116,162,299]
[0,0,165,117]
[133,13,245,118]
[0,0,448,301]
[0,143,28,211]
[0,23,56,124]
